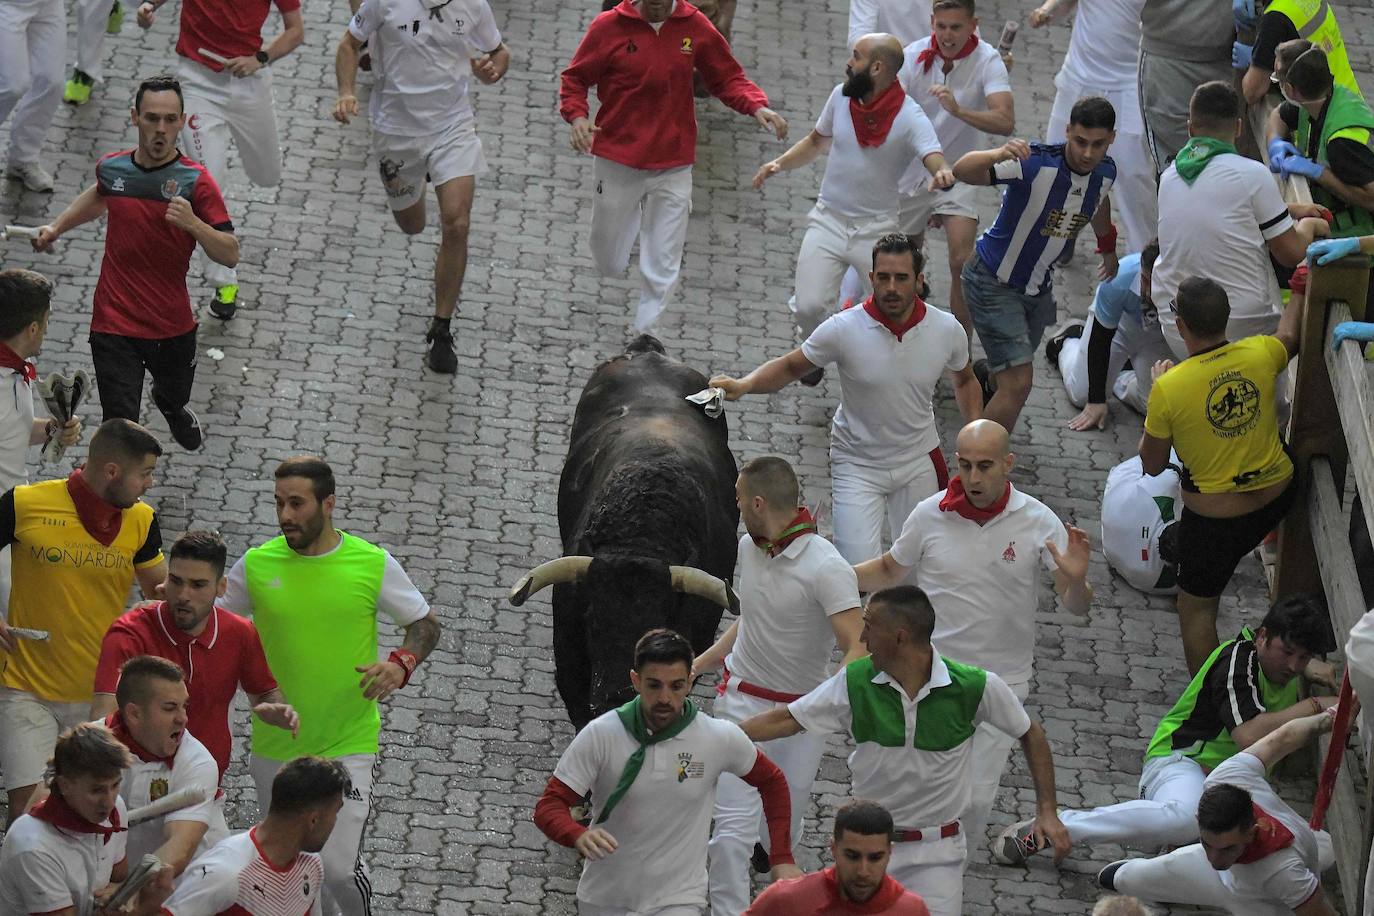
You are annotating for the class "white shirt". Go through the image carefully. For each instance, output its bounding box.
[1100,454,1180,595]
[1346,609,1374,747]
[849,0,933,47]
[0,371,35,491]
[815,84,943,220]
[106,725,219,866]
[162,828,325,916]
[1154,154,1292,326]
[727,532,860,695]
[347,0,502,137]
[1204,753,1323,909]
[890,486,1067,685]
[1058,0,1147,91]
[553,709,757,910]
[788,651,1029,827]
[0,798,129,916]
[897,37,1010,191]
[802,303,968,465]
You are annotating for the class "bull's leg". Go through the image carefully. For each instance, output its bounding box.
[552,583,593,730]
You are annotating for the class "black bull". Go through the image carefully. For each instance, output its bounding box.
[511,336,739,730]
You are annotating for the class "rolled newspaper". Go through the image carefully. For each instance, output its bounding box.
[126,785,208,826]
[685,387,726,419]
[1,225,41,241]
[36,370,89,464]
[8,627,49,641]
[101,853,164,911]
[197,47,231,65]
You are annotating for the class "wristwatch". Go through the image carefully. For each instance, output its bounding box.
[255,50,270,65]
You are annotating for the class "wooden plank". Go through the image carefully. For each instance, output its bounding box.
[1325,302,1374,552]
[1316,727,1364,914]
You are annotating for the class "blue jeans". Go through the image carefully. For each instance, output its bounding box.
[961,257,1056,373]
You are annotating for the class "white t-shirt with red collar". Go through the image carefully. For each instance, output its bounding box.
[160,827,325,916]
[0,797,128,916]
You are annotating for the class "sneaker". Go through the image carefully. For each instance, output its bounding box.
[799,367,825,387]
[425,323,457,374]
[992,819,1044,866]
[209,284,238,320]
[749,842,771,874]
[972,358,997,405]
[5,161,54,193]
[106,0,123,33]
[1097,860,1127,891]
[164,406,203,451]
[1043,318,1085,365]
[63,70,94,106]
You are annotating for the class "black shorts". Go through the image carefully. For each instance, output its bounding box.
[1176,477,1298,598]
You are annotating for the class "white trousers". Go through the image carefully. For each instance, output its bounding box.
[962,678,1029,851]
[0,0,64,165]
[791,203,895,340]
[178,60,282,289]
[831,450,945,565]
[887,833,966,916]
[707,684,826,916]
[1057,311,1172,415]
[589,156,692,333]
[1058,752,1205,850]
[252,753,374,916]
[1047,80,1157,255]
[73,0,111,81]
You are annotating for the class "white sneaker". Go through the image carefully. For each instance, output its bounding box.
[6,162,55,193]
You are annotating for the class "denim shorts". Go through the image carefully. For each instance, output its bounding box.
[961,257,1057,373]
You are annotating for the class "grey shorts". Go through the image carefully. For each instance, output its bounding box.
[961,257,1057,374]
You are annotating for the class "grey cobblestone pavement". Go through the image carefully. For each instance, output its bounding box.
[3,0,1374,912]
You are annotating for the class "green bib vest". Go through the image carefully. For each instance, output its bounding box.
[1267,0,1361,102]
[1297,85,1374,239]
[244,532,388,760]
[845,655,986,751]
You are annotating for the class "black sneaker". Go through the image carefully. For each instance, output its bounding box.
[425,323,457,374]
[749,842,771,874]
[1043,318,1085,365]
[798,367,825,387]
[972,358,997,406]
[1097,860,1127,891]
[164,406,203,450]
[209,284,238,320]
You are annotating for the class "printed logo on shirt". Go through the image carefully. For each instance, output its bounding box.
[149,778,170,801]
[161,179,180,200]
[378,157,416,202]
[303,875,311,896]
[680,37,693,54]
[266,576,283,588]
[626,39,638,53]
[1001,541,1017,563]
[32,544,131,571]
[111,177,126,192]
[1069,186,1083,196]
[676,752,705,782]
[1205,370,1261,437]
[1040,209,1090,239]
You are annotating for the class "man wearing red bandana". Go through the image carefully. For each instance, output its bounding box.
[753,33,952,353]
[693,456,864,915]
[854,419,1092,848]
[1101,709,1338,914]
[0,418,165,827]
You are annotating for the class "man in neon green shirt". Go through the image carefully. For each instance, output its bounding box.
[223,456,441,916]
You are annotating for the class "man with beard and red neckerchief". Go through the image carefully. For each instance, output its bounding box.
[0,721,171,916]
[0,418,166,827]
[711,234,981,566]
[691,456,865,915]
[854,418,1092,849]
[754,33,952,369]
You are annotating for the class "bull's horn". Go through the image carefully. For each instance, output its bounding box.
[669,566,741,616]
[508,556,593,606]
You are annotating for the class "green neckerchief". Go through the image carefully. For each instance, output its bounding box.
[595,696,698,824]
[1174,137,1238,184]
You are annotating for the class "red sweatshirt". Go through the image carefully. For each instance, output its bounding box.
[559,0,770,170]
[744,867,931,915]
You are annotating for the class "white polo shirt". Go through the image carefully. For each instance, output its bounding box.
[815,84,943,221]
[1101,455,1181,595]
[554,709,758,910]
[727,532,860,695]
[0,797,129,916]
[1154,154,1292,327]
[347,0,502,137]
[102,721,220,865]
[890,486,1068,685]
[802,303,969,466]
[897,37,1010,194]
[162,828,325,916]
[0,371,35,491]
[788,651,1029,828]
[1058,0,1146,91]
[1203,753,1324,909]
[849,0,933,47]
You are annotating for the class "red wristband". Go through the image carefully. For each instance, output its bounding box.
[1095,224,1118,255]
[388,649,418,687]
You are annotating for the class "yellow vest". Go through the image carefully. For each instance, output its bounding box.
[1266,0,1363,101]
[1,479,162,702]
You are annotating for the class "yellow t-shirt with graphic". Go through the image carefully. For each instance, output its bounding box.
[1143,336,1294,494]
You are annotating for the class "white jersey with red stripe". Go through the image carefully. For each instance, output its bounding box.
[160,827,323,916]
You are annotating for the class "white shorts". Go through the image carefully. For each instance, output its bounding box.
[373,119,487,211]
[898,181,979,237]
[0,686,90,790]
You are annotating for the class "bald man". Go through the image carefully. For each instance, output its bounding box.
[755,33,953,371]
[854,419,1092,848]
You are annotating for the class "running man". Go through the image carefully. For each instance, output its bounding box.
[334,0,510,374]
[0,0,65,191]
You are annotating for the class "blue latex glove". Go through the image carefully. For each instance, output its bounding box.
[1233,0,1257,27]
[1308,237,1361,264]
[1232,41,1253,71]
[1332,321,1374,351]
[1278,154,1325,181]
[1268,138,1298,173]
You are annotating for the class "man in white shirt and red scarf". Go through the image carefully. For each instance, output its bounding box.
[855,419,1092,847]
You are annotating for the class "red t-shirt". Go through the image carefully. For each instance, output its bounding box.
[744,867,931,916]
[94,602,276,781]
[92,150,232,339]
[176,0,301,71]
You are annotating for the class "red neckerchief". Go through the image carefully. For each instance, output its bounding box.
[105,712,178,767]
[915,33,980,73]
[66,469,124,547]
[29,787,125,845]
[862,295,927,341]
[850,80,907,149]
[939,476,1011,524]
[752,508,817,558]
[0,342,36,385]
[1236,804,1296,864]
[821,866,909,912]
